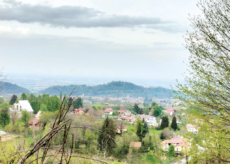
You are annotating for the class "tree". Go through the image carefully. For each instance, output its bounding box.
[153,106,162,117]
[144,107,149,115]
[133,104,140,114]
[0,103,10,127]
[151,102,157,107]
[21,111,31,127]
[72,97,83,109]
[171,116,177,131]
[10,111,18,130]
[168,145,175,157]
[9,95,17,105]
[96,105,102,110]
[40,104,48,112]
[98,117,116,155]
[0,97,4,104]
[160,128,173,140]
[136,120,142,141]
[160,116,169,129]
[142,119,149,138]
[175,0,230,162]
[20,93,27,100]
[59,92,62,101]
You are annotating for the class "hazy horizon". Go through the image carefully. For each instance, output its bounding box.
[0,0,199,91]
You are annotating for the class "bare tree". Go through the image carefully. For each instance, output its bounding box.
[10,111,18,130]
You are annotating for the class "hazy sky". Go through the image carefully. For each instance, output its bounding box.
[0,0,200,82]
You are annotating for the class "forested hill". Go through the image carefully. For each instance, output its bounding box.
[39,81,175,98]
[0,82,30,96]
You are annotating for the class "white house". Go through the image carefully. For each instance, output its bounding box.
[14,100,34,113]
[139,114,158,127]
[186,124,198,134]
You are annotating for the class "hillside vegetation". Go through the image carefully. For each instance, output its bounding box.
[0,82,30,96]
[39,81,175,98]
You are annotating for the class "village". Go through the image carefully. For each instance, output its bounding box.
[0,93,201,163]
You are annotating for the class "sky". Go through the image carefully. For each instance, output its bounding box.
[0,0,201,87]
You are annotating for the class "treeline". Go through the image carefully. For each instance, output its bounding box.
[39,81,175,98]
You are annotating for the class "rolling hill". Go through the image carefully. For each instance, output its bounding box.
[0,82,30,96]
[39,81,175,98]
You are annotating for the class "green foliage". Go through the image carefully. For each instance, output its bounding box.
[27,94,61,113]
[9,95,17,105]
[175,0,230,162]
[142,120,149,138]
[160,116,169,130]
[20,93,27,100]
[72,97,83,109]
[40,103,48,112]
[133,104,141,114]
[144,107,150,115]
[21,111,31,127]
[98,117,116,154]
[0,82,30,96]
[136,119,143,141]
[168,145,175,157]
[40,81,176,98]
[59,92,62,101]
[153,106,162,117]
[151,102,157,107]
[0,103,10,127]
[171,116,177,131]
[0,97,4,104]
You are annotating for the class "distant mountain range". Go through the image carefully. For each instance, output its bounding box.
[0,82,30,96]
[39,81,175,98]
[0,81,176,98]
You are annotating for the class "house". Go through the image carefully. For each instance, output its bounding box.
[103,108,113,115]
[28,118,40,128]
[35,111,41,119]
[73,108,84,115]
[130,142,142,149]
[163,109,174,116]
[139,114,158,127]
[161,137,189,154]
[13,100,33,113]
[118,110,126,114]
[186,124,198,134]
[105,103,109,106]
[124,110,132,116]
[116,124,127,134]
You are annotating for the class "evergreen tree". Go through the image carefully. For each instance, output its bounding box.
[168,145,175,157]
[133,104,140,114]
[0,104,10,127]
[171,116,177,131]
[20,93,27,100]
[72,97,83,109]
[136,119,143,141]
[98,117,116,154]
[9,95,17,105]
[160,116,169,130]
[142,119,149,138]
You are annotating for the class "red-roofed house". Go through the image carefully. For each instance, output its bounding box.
[163,109,174,116]
[73,108,84,115]
[103,108,113,116]
[116,124,127,134]
[161,137,189,154]
[130,142,142,148]
[28,119,39,128]
[118,110,126,114]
